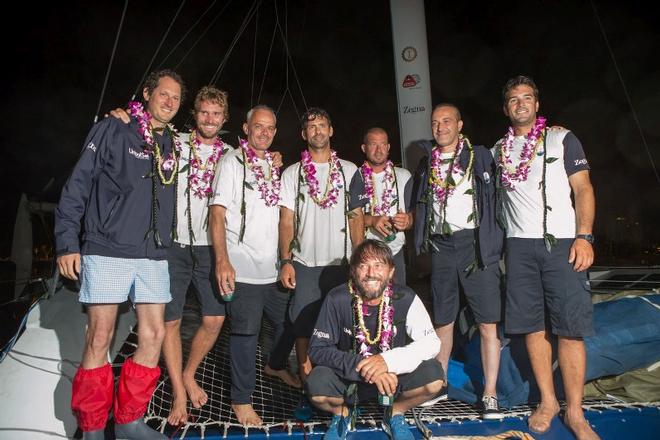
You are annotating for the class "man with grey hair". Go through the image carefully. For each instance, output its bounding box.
[209,105,299,426]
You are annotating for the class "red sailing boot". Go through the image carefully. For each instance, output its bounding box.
[71,363,114,436]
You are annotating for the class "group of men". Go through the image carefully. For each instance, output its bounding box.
[55,70,598,440]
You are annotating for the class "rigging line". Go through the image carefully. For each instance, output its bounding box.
[208,0,261,86]
[251,7,259,107]
[276,86,289,114]
[590,0,660,186]
[156,0,219,70]
[256,4,278,104]
[173,0,236,71]
[131,0,188,100]
[287,88,301,121]
[273,4,308,110]
[93,0,129,124]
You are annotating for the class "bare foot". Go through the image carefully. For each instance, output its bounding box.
[183,375,208,409]
[167,394,188,426]
[232,403,263,426]
[298,361,312,384]
[264,365,302,388]
[528,401,560,434]
[564,410,601,440]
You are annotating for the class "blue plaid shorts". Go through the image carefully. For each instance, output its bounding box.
[79,255,172,304]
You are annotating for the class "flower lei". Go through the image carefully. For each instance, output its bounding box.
[187,130,225,199]
[360,160,398,216]
[301,149,343,209]
[498,116,546,190]
[348,280,394,357]
[127,101,181,185]
[427,134,475,236]
[239,138,281,207]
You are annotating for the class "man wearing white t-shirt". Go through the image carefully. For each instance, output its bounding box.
[349,127,413,285]
[412,104,504,419]
[495,75,598,440]
[279,108,361,383]
[209,105,298,426]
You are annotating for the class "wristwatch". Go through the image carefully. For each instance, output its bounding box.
[576,234,595,244]
[278,258,294,270]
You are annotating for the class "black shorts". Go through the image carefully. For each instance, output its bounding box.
[288,262,347,338]
[505,238,594,337]
[228,282,288,335]
[392,247,406,286]
[164,244,225,322]
[306,359,444,402]
[430,230,502,327]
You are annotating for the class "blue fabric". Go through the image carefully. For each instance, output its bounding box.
[448,294,660,408]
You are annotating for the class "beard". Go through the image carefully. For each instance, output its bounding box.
[353,275,390,300]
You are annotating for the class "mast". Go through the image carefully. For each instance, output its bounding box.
[389,0,433,170]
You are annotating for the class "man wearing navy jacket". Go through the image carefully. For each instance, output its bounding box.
[55,70,184,440]
[306,240,444,440]
[411,104,504,419]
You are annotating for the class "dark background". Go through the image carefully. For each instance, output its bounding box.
[2,0,659,265]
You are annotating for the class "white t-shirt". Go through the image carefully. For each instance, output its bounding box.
[349,166,412,255]
[431,151,476,234]
[495,127,590,239]
[209,148,280,284]
[174,134,233,246]
[280,158,358,267]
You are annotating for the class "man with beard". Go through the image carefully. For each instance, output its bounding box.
[412,104,504,418]
[306,240,444,440]
[279,108,362,383]
[209,105,299,426]
[349,127,413,285]
[55,70,184,439]
[495,76,597,439]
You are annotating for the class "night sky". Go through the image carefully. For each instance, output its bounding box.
[3,0,659,263]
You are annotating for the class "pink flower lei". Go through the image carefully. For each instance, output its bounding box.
[360,160,396,216]
[348,280,394,357]
[301,149,343,209]
[240,138,281,206]
[498,116,547,190]
[429,134,470,203]
[187,130,226,199]
[127,101,182,183]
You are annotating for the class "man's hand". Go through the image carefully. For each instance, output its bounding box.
[215,260,236,296]
[356,354,388,383]
[280,263,296,289]
[391,211,412,231]
[58,253,81,280]
[371,216,394,238]
[372,372,398,396]
[107,108,130,124]
[271,151,284,168]
[568,238,594,272]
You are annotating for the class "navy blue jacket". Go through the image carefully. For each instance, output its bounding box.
[55,117,176,260]
[411,140,503,267]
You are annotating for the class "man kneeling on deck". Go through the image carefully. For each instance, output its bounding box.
[306,239,444,440]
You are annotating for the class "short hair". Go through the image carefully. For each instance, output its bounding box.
[502,75,539,103]
[362,127,388,145]
[431,103,462,121]
[349,239,394,282]
[301,107,332,129]
[143,69,186,102]
[192,86,229,119]
[246,104,277,124]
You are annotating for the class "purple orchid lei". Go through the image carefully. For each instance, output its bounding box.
[240,138,281,206]
[301,149,342,209]
[498,116,547,190]
[127,101,181,183]
[188,130,225,199]
[360,160,396,216]
[429,135,468,203]
[349,280,394,357]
